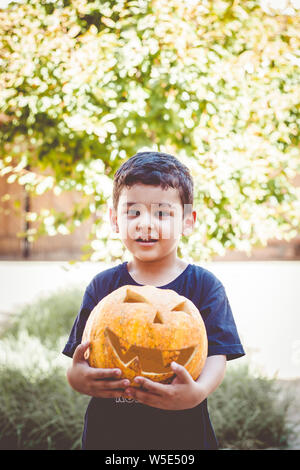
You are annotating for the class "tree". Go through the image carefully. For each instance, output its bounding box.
[0,0,299,262]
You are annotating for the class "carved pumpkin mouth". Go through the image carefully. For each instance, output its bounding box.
[105,327,197,374]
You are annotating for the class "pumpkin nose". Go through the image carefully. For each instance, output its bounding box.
[153,311,163,324]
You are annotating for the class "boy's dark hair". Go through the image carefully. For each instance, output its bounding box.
[112,152,194,212]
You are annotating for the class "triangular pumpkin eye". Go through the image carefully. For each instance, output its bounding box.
[171,300,191,314]
[124,288,148,303]
[153,312,163,324]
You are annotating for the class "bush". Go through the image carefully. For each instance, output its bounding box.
[3,287,83,349]
[0,365,89,450]
[208,363,292,449]
[0,287,88,450]
[0,289,294,450]
[1,0,299,263]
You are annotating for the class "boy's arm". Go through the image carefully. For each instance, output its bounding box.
[195,354,226,397]
[125,355,226,410]
[66,341,131,398]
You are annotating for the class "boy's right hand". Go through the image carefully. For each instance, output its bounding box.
[67,341,130,398]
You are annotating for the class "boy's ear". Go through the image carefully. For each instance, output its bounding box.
[182,210,196,237]
[109,206,119,233]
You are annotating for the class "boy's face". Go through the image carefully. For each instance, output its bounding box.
[110,184,196,263]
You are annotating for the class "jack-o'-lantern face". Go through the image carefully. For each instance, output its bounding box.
[82,285,208,384]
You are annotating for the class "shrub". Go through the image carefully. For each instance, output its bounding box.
[3,287,83,349]
[1,0,299,263]
[0,287,88,450]
[208,363,292,449]
[0,365,89,450]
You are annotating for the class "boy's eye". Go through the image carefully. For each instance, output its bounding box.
[156,211,171,217]
[126,209,172,217]
[127,209,140,216]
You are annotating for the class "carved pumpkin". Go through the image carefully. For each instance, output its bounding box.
[82,285,207,384]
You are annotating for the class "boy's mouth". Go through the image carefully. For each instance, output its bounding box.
[135,238,159,245]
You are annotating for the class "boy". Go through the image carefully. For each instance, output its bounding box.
[63,151,245,450]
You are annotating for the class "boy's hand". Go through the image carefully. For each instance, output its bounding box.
[67,341,130,398]
[124,362,205,410]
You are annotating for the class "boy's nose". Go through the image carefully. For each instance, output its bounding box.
[137,211,154,229]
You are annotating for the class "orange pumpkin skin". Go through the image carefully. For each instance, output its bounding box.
[82,285,208,385]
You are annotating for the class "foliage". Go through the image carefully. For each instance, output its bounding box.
[209,363,292,449]
[0,287,295,450]
[0,0,299,261]
[4,287,84,349]
[0,363,89,450]
[0,288,89,450]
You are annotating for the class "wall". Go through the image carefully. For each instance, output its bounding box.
[0,174,94,260]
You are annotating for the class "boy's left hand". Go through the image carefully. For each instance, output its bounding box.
[124,362,205,410]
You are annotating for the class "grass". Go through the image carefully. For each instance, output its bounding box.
[0,288,295,450]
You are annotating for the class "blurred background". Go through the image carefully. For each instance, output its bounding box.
[0,0,299,450]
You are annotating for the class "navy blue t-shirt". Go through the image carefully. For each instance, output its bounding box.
[63,261,245,450]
